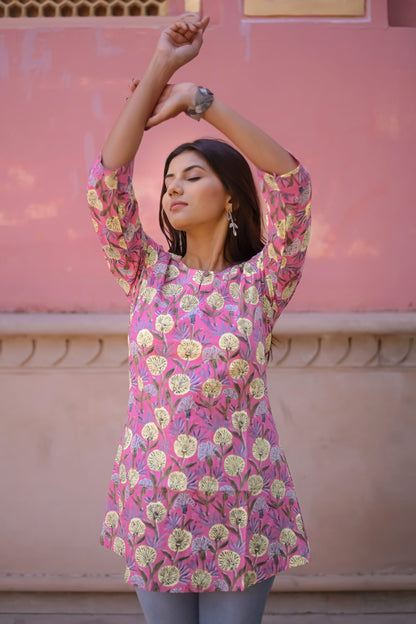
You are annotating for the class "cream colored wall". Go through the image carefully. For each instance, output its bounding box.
[1,312,415,592]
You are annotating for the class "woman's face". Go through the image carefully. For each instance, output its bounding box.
[162,151,231,235]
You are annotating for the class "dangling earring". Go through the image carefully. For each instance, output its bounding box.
[227,210,238,237]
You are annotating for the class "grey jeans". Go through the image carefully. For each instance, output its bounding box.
[135,576,275,624]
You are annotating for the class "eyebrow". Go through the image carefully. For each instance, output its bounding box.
[165,165,207,180]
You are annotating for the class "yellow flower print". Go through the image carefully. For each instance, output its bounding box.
[142,287,157,303]
[105,216,122,232]
[280,256,287,269]
[231,410,249,432]
[271,479,286,499]
[229,282,240,300]
[243,262,257,277]
[263,173,279,190]
[219,333,239,352]
[137,375,144,391]
[266,275,275,298]
[92,219,98,232]
[267,242,278,261]
[146,501,167,523]
[289,555,309,568]
[118,499,124,514]
[162,283,183,297]
[198,476,219,494]
[191,569,212,590]
[224,455,246,477]
[147,449,166,471]
[256,342,266,365]
[229,507,248,528]
[209,524,229,542]
[296,513,304,532]
[174,434,197,459]
[155,313,174,333]
[135,545,157,567]
[119,463,127,484]
[166,265,180,279]
[113,536,125,556]
[154,407,170,429]
[117,278,130,294]
[249,534,269,557]
[124,566,131,583]
[104,172,118,190]
[275,220,286,239]
[180,294,199,312]
[305,201,311,218]
[266,333,272,352]
[207,291,225,310]
[252,438,271,462]
[136,329,153,349]
[87,189,102,210]
[168,528,192,552]
[129,518,146,537]
[177,339,202,361]
[146,355,167,375]
[244,286,259,305]
[103,245,121,260]
[123,427,132,449]
[213,428,233,447]
[128,468,140,488]
[142,422,159,442]
[145,246,158,267]
[117,202,126,219]
[237,318,253,336]
[301,225,311,252]
[201,378,222,399]
[193,271,214,286]
[168,471,188,491]
[229,358,249,380]
[158,565,180,587]
[285,213,296,231]
[217,550,241,571]
[282,282,298,301]
[169,374,191,396]
[243,571,257,589]
[104,511,119,529]
[114,444,122,464]
[261,296,273,320]
[279,528,297,547]
[248,474,264,496]
[250,378,265,400]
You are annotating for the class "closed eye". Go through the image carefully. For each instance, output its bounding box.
[187,177,201,181]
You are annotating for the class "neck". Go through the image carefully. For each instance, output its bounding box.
[182,237,231,273]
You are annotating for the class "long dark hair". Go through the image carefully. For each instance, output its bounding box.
[159,139,265,264]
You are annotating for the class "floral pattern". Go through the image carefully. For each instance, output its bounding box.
[87,152,312,592]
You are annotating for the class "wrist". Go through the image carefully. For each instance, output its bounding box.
[185,86,214,121]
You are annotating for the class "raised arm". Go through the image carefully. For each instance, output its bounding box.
[101,15,209,170]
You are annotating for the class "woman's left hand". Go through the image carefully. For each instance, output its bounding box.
[128,80,197,129]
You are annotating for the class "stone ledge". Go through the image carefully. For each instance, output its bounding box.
[0,313,415,369]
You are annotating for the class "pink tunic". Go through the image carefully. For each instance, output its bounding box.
[87,153,312,592]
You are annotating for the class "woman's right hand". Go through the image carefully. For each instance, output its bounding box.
[155,14,209,70]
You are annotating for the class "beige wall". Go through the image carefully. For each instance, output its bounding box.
[1,312,415,593]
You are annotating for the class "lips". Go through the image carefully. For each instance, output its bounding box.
[170,201,188,211]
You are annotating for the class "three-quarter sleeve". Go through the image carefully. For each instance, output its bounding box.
[258,162,312,321]
[87,155,151,297]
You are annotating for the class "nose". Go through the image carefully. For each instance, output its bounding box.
[167,179,183,196]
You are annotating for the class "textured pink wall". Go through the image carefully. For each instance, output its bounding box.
[1,1,415,312]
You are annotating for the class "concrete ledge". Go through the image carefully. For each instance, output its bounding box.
[0,312,415,336]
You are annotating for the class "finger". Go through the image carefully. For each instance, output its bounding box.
[200,16,210,32]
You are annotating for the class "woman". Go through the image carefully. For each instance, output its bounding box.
[87,14,311,624]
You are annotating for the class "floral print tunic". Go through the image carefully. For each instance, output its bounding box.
[87,152,312,593]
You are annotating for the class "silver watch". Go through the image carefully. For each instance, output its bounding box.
[185,86,214,121]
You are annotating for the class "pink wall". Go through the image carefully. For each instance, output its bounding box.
[1,0,415,312]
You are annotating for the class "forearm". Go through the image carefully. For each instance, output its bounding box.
[202,98,298,175]
[102,53,177,170]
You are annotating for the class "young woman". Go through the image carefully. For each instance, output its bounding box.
[87,14,311,624]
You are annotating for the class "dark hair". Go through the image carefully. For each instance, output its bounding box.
[158,139,265,264]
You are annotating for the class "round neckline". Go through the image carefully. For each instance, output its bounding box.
[172,254,242,277]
